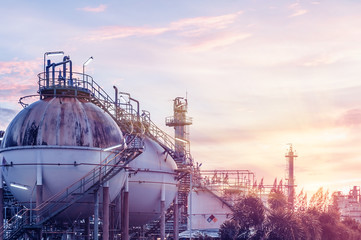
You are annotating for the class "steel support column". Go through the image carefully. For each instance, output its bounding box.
[173,194,179,240]
[122,174,129,240]
[103,185,110,240]
[160,184,166,240]
[94,190,99,240]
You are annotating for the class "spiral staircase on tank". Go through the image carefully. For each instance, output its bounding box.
[3,67,193,239]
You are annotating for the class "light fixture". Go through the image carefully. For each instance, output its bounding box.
[175,137,189,144]
[10,182,29,190]
[83,56,93,66]
[83,56,94,81]
[103,140,127,152]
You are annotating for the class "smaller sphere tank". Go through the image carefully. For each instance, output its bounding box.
[127,137,178,226]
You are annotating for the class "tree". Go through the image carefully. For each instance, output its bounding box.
[219,220,238,240]
[265,209,305,240]
[309,187,329,212]
[297,211,321,240]
[268,190,287,211]
[228,195,266,240]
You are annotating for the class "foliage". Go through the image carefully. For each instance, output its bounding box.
[309,187,329,212]
[219,189,361,240]
[219,220,239,240]
[266,209,304,240]
[268,190,288,211]
[297,211,321,240]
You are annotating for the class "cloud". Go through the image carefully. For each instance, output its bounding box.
[301,54,339,67]
[0,107,18,129]
[78,4,107,13]
[86,10,244,41]
[288,3,308,17]
[170,11,243,37]
[185,33,252,52]
[337,108,361,127]
[289,9,308,17]
[0,59,40,101]
[88,26,168,41]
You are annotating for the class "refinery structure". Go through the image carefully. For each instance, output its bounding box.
[0,52,301,240]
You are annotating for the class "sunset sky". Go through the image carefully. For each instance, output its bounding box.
[1,0,361,197]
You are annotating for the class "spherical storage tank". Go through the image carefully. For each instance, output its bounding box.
[128,137,178,226]
[0,96,126,219]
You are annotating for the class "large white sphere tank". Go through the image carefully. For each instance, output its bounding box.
[128,137,178,226]
[0,97,126,219]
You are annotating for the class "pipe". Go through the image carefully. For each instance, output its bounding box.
[113,86,118,119]
[129,97,140,119]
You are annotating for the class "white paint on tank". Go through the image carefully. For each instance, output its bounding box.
[127,138,178,226]
[0,146,126,219]
[188,187,233,230]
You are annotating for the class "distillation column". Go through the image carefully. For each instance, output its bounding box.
[286,144,297,210]
[166,97,192,239]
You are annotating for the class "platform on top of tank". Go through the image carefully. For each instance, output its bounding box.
[39,87,92,99]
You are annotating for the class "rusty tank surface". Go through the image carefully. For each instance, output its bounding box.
[2,97,122,148]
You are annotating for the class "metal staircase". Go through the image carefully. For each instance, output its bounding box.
[1,135,143,240]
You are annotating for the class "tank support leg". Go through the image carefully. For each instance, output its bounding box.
[160,184,166,240]
[85,217,90,240]
[173,195,179,240]
[0,174,3,240]
[122,174,129,240]
[103,185,110,240]
[36,160,43,239]
[94,190,99,240]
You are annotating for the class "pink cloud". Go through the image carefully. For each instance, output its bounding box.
[337,109,361,127]
[86,10,244,41]
[0,59,41,101]
[78,4,107,13]
[301,55,339,67]
[170,11,243,36]
[288,3,308,17]
[88,26,168,41]
[289,9,308,17]
[185,33,252,52]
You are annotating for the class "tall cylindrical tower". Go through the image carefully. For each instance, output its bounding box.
[286,144,297,210]
[166,97,193,233]
[166,97,192,164]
